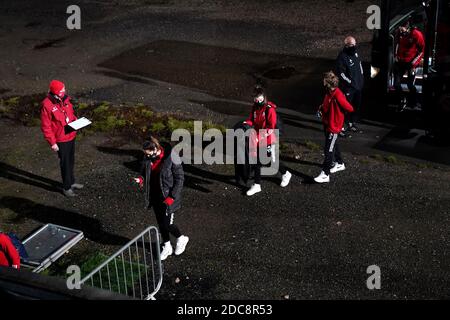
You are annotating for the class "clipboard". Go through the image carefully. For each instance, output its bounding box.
[68,117,92,131]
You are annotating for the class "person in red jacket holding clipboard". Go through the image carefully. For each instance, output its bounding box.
[315,71,354,184]
[40,80,83,197]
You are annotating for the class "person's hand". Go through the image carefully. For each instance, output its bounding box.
[51,144,59,152]
[12,265,18,269]
[133,177,144,188]
[267,145,273,157]
[164,197,174,206]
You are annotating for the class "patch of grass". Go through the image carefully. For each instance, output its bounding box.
[93,103,110,115]
[279,142,289,152]
[0,94,228,143]
[4,96,20,107]
[385,155,401,164]
[359,159,370,165]
[0,105,10,114]
[371,154,384,162]
[77,102,89,110]
[167,117,195,133]
[204,121,226,133]
[304,140,321,152]
[150,121,166,133]
[80,251,149,294]
[370,154,404,165]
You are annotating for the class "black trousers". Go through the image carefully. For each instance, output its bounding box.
[253,146,288,184]
[393,61,417,106]
[57,139,75,191]
[322,131,343,175]
[344,88,362,125]
[153,202,181,244]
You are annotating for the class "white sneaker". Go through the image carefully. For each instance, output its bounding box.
[280,171,292,187]
[246,184,262,196]
[314,171,330,183]
[330,163,346,174]
[175,235,189,255]
[160,242,173,261]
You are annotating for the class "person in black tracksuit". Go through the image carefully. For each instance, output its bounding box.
[134,137,189,261]
[336,36,364,135]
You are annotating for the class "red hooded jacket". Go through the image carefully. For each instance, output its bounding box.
[40,94,77,146]
[0,233,20,269]
[396,28,425,68]
[321,88,354,134]
[245,101,277,146]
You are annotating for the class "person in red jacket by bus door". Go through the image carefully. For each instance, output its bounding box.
[394,20,425,111]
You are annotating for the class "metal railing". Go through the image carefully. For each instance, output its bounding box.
[80,226,163,300]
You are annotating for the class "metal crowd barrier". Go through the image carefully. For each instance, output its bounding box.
[80,226,163,300]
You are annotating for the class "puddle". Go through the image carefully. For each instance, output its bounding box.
[98,40,335,114]
[263,66,297,80]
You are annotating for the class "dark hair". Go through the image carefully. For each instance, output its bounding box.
[323,71,339,90]
[254,85,265,97]
[400,20,411,29]
[143,136,161,151]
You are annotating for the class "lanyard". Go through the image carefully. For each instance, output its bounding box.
[56,101,70,124]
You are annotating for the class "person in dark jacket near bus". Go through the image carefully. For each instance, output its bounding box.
[0,232,20,269]
[394,20,425,111]
[134,136,188,261]
[336,36,364,136]
[315,71,354,184]
[40,80,83,197]
[243,86,292,196]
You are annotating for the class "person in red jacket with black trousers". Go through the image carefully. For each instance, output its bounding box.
[315,71,354,184]
[0,233,20,269]
[394,20,425,111]
[244,86,292,196]
[40,80,83,197]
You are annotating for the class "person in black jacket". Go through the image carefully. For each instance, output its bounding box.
[134,136,189,261]
[336,36,364,136]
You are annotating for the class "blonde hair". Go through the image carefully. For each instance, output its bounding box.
[323,71,339,91]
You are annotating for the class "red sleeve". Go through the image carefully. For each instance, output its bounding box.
[40,104,56,146]
[412,30,425,67]
[336,90,354,113]
[0,235,20,268]
[265,106,277,130]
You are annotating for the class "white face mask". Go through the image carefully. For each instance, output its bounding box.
[254,95,265,105]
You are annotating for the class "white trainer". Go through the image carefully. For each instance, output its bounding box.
[175,235,189,255]
[314,171,330,183]
[246,184,262,196]
[330,163,346,174]
[160,241,173,261]
[280,171,292,187]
